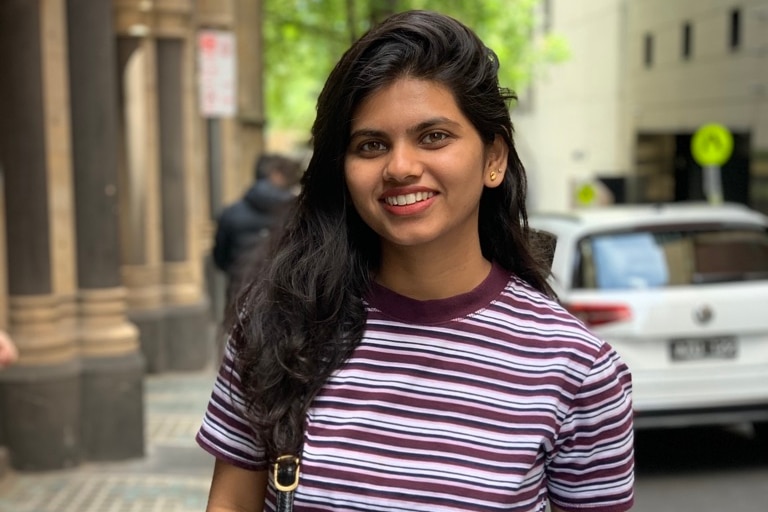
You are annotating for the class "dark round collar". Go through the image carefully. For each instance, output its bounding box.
[365,262,510,325]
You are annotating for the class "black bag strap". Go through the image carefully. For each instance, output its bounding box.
[273,454,300,512]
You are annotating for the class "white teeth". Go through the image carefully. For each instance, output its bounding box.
[385,191,434,206]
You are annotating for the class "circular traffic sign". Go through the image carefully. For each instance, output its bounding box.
[576,183,597,206]
[691,123,733,166]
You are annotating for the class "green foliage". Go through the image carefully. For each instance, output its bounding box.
[262,0,569,134]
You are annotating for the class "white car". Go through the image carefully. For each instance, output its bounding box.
[529,202,768,434]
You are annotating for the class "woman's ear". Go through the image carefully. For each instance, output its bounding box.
[484,135,510,188]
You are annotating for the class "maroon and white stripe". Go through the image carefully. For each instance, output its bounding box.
[197,264,634,512]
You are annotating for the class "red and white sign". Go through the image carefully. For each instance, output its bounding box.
[197,30,237,117]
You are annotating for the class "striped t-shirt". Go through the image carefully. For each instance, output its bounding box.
[196,263,634,512]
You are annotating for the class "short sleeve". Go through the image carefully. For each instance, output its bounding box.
[547,342,635,512]
[195,339,268,471]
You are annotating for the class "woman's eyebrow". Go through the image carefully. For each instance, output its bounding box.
[407,117,459,134]
[349,128,385,140]
[350,117,460,140]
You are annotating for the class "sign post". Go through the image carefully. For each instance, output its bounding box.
[690,123,734,205]
[197,30,236,222]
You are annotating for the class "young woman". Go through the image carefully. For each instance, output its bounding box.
[197,10,634,512]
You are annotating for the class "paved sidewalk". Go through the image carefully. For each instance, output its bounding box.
[0,369,218,512]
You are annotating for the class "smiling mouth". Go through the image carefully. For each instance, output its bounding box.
[383,191,435,206]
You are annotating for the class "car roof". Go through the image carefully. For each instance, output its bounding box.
[529,202,768,232]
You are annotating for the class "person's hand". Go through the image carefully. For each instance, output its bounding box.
[0,330,18,368]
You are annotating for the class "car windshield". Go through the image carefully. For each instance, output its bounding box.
[574,225,768,289]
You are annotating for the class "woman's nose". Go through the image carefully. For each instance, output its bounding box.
[383,144,422,181]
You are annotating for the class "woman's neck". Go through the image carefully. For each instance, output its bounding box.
[375,243,492,300]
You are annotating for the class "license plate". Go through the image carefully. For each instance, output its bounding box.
[669,336,738,361]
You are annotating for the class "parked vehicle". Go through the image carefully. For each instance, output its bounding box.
[529,202,768,435]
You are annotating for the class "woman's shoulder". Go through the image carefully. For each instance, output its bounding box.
[487,272,610,357]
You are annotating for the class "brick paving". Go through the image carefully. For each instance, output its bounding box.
[0,370,218,512]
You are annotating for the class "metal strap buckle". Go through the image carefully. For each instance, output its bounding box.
[273,454,300,492]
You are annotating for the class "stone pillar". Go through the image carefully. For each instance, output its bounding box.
[113,2,168,372]
[151,1,212,371]
[0,0,81,470]
[66,0,144,461]
[234,0,267,191]
[157,31,212,370]
[113,0,211,373]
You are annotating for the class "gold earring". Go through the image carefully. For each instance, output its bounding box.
[490,170,497,181]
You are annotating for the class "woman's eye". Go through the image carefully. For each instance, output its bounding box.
[359,140,387,153]
[422,132,448,144]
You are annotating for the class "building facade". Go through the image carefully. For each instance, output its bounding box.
[0,0,264,471]
[515,0,768,213]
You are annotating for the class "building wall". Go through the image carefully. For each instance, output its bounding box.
[516,0,768,213]
[629,0,768,211]
[514,0,632,212]
[630,0,768,133]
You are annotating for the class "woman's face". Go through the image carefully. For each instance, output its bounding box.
[344,78,507,253]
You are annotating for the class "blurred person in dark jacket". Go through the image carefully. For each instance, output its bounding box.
[212,153,299,306]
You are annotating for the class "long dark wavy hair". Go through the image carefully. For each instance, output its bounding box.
[230,10,554,461]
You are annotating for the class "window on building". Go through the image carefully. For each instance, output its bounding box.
[682,22,693,59]
[730,8,741,50]
[644,33,654,67]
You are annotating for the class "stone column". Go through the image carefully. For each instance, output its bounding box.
[157,32,212,370]
[113,0,212,373]
[153,1,212,371]
[0,0,81,470]
[114,1,168,372]
[66,0,144,461]
[234,0,267,191]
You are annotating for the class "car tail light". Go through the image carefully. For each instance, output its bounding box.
[564,303,632,327]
